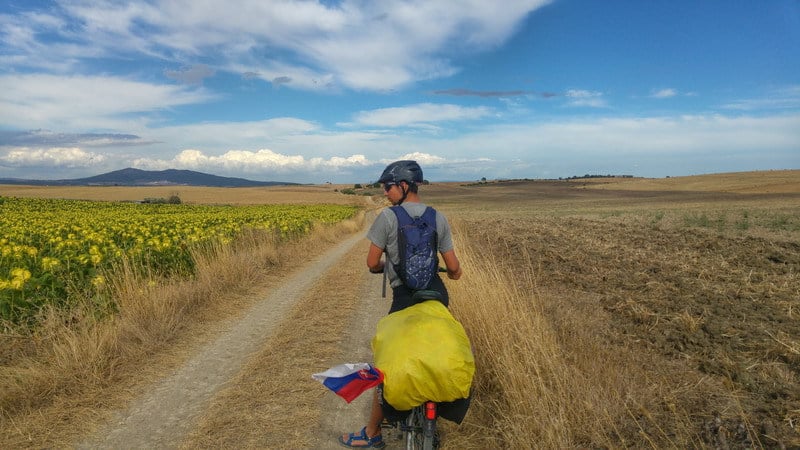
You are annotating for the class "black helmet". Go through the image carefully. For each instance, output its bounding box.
[378,160,423,184]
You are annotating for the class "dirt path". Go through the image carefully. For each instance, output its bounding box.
[313,263,386,449]
[77,229,374,449]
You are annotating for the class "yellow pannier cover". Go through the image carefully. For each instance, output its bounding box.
[371,300,474,411]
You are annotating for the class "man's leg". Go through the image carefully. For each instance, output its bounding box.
[365,388,384,437]
[339,389,385,446]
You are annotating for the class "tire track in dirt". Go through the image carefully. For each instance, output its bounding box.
[77,231,368,450]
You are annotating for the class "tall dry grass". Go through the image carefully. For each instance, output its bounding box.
[0,210,365,449]
[443,225,705,449]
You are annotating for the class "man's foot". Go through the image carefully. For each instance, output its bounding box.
[338,427,385,448]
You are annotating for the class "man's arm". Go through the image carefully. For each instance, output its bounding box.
[441,249,462,280]
[367,243,385,273]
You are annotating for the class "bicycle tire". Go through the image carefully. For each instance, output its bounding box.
[404,404,437,450]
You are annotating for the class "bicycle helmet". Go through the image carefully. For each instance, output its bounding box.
[378,160,423,185]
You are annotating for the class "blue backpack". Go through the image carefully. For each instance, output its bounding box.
[390,206,438,290]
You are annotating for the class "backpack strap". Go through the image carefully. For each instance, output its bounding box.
[390,205,436,227]
[389,204,413,227]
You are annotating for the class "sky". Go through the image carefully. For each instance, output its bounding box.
[1,0,799,184]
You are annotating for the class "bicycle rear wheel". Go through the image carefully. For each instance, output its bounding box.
[405,403,437,450]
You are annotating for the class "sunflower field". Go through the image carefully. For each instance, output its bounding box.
[0,196,358,326]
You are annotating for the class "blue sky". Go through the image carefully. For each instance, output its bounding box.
[1,0,798,184]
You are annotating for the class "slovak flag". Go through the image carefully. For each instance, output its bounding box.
[312,363,384,403]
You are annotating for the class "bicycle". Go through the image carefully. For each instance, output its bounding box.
[375,265,452,450]
[382,401,439,450]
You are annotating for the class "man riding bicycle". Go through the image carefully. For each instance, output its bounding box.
[338,160,465,448]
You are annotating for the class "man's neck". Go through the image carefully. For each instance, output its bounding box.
[401,192,421,204]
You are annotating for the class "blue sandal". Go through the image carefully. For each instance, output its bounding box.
[338,427,385,448]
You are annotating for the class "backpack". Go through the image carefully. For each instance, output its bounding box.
[390,205,438,290]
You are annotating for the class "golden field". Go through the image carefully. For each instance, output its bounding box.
[426,170,799,448]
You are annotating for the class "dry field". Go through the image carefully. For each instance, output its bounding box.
[577,170,800,194]
[425,171,800,448]
[0,183,365,205]
[1,170,798,448]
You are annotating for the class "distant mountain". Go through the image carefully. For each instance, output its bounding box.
[0,168,297,187]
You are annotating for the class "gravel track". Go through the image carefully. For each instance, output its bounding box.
[77,230,369,449]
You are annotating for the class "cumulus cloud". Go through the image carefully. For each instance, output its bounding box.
[0,147,106,168]
[133,148,375,174]
[130,148,459,181]
[394,152,447,166]
[1,112,797,182]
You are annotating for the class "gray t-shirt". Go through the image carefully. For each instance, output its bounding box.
[366,202,454,288]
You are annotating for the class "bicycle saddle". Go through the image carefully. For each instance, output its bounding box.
[411,289,443,302]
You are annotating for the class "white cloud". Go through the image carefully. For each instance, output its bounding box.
[722,85,800,111]
[467,114,800,157]
[0,147,106,168]
[133,148,375,174]
[3,111,798,182]
[565,89,606,107]
[129,147,465,182]
[137,118,323,155]
[328,154,371,167]
[394,152,447,166]
[650,88,677,99]
[227,61,338,92]
[3,1,550,92]
[0,74,216,129]
[352,103,492,127]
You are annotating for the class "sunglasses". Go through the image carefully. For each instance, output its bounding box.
[383,182,397,191]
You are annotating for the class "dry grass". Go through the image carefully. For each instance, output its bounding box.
[0,184,368,205]
[440,231,700,449]
[429,172,799,448]
[180,240,369,449]
[579,169,800,194]
[0,210,366,449]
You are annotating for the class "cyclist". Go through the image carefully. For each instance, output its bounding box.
[339,160,464,448]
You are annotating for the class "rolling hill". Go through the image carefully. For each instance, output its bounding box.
[0,168,296,187]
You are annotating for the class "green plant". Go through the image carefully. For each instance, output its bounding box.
[683,212,711,228]
[651,211,665,225]
[734,210,750,231]
[767,214,791,231]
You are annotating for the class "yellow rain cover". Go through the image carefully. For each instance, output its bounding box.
[372,300,474,411]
